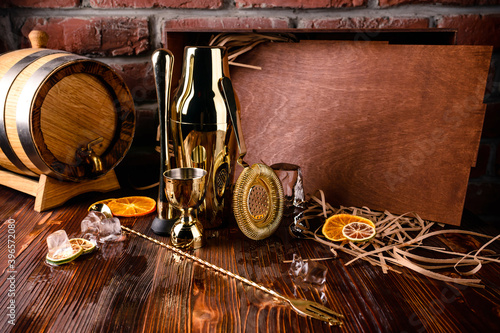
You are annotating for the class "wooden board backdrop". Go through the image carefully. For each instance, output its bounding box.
[230,41,492,225]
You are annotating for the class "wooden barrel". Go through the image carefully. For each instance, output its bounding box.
[0,42,135,182]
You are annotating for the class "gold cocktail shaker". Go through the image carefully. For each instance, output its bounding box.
[169,46,238,229]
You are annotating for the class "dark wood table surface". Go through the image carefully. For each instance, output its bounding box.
[1,183,500,333]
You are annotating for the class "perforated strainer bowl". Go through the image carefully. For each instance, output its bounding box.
[233,163,284,240]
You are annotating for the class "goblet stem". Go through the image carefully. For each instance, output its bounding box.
[179,208,195,225]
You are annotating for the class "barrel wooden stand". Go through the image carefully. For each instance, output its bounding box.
[0,169,120,212]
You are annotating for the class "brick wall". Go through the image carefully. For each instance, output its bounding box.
[1,0,500,222]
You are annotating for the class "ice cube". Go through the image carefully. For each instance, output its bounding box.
[81,219,98,234]
[288,254,328,286]
[303,262,327,285]
[288,254,306,278]
[99,217,122,242]
[88,211,106,223]
[46,230,73,258]
[81,211,104,234]
[82,233,98,246]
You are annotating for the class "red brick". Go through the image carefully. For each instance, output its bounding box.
[21,17,99,51]
[1,0,80,7]
[236,0,366,8]
[436,14,500,49]
[298,17,429,29]
[380,0,500,6]
[89,0,222,8]
[163,17,290,31]
[470,144,491,178]
[21,17,150,56]
[465,182,500,216]
[109,61,156,103]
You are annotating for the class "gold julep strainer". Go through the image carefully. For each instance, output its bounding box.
[219,77,284,240]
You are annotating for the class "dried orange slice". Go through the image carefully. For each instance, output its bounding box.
[322,214,375,242]
[342,222,376,242]
[105,196,156,217]
[70,238,96,254]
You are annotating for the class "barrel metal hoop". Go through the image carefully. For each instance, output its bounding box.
[0,49,64,176]
[16,55,85,178]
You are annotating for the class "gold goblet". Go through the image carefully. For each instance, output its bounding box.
[164,167,207,249]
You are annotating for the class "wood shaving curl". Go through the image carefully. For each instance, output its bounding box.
[294,190,500,288]
[209,33,297,69]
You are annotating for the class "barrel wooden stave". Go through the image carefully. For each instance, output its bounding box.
[4,51,69,176]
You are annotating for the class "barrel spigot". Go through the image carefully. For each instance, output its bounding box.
[77,137,104,176]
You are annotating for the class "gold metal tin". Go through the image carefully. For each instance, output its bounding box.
[169,47,238,229]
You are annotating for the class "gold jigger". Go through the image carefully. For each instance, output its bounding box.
[164,168,207,249]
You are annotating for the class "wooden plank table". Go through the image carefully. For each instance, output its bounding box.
[0,183,499,332]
